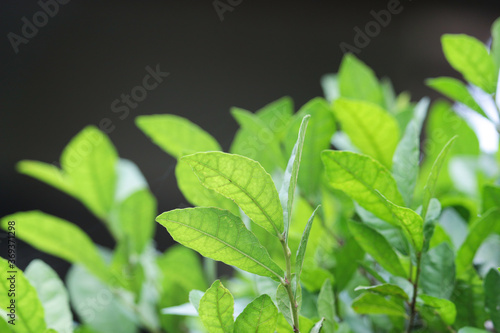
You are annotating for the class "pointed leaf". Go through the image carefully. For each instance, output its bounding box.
[295,205,320,293]
[355,284,409,301]
[422,136,457,219]
[25,260,73,333]
[156,207,284,280]
[441,34,497,93]
[352,293,407,317]
[485,268,500,330]
[183,152,284,237]
[1,211,111,284]
[322,150,404,223]
[348,221,407,278]
[338,54,384,106]
[17,160,75,198]
[118,189,156,255]
[418,294,456,325]
[310,318,325,333]
[392,98,429,206]
[333,98,400,168]
[456,209,500,276]
[318,279,336,333]
[280,115,310,239]
[136,114,221,158]
[0,258,47,332]
[60,126,118,219]
[426,77,487,118]
[285,98,336,198]
[199,280,234,333]
[234,294,278,333]
[276,284,294,328]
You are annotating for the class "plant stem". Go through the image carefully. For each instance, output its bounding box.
[280,237,300,332]
[406,252,422,333]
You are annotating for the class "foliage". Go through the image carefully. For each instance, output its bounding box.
[2,18,500,333]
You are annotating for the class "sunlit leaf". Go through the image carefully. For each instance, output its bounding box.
[199,280,234,333]
[417,294,456,325]
[234,294,278,333]
[351,293,407,318]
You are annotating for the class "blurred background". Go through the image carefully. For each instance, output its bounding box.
[1,0,499,275]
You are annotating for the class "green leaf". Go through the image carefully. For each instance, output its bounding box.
[456,208,500,276]
[60,126,118,219]
[452,268,488,328]
[231,108,286,171]
[322,150,404,223]
[285,98,336,199]
[351,293,407,318]
[280,115,310,239]
[294,205,320,294]
[441,34,497,93]
[422,136,457,220]
[199,280,234,333]
[118,189,156,255]
[182,152,284,237]
[457,328,489,333]
[25,260,73,333]
[17,160,75,198]
[0,258,47,332]
[318,279,335,333]
[176,157,238,215]
[333,98,400,168]
[392,98,429,206]
[482,184,500,213]
[355,284,409,301]
[484,268,500,330]
[276,284,294,328]
[426,77,487,118]
[420,243,455,299]
[234,294,278,333]
[376,193,424,252]
[66,264,139,333]
[310,318,325,333]
[492,18,500,69]
[348,221,407,278]
[136,114,221,158]
[417,294,456,325]
[189,290,204,313]
[0,211,111,284]
[0,319,12,332]
[156,207,284,280]
[338,54,384,106]
[321,73,339,103]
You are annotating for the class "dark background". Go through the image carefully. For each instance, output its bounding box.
[1,0,499,274]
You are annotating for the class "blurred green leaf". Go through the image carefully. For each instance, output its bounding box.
[484,268,500,330]
[0,211,111,284]
[441,34,497,93]
[322,150,404,223]
[426,77,487,118]
[17,160,76,198]
[157,208,284,280]
[276,284,294,329]
[420,243,455,299]
[355,284,409,301]
[318,279,336,333]
[199,280,234,333]
[348,221,407,278]
[136,114,221,158]
[0,258,47,333]
[333,98,400,168]
[295,206,319,294]
[338,54,384,106]
[234,294,278,333]
[417,294,456,325]
[61,126,118,219]
[451,268,487,328]
[492,18,500,69]
[25,259,73,333]
[351,293,407,317]
[118,189,156,255]
[183,152,284,237]
[482,184,500,213]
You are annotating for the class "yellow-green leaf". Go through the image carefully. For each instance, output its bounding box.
[199,280,234,333]
[234,294,278,333]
